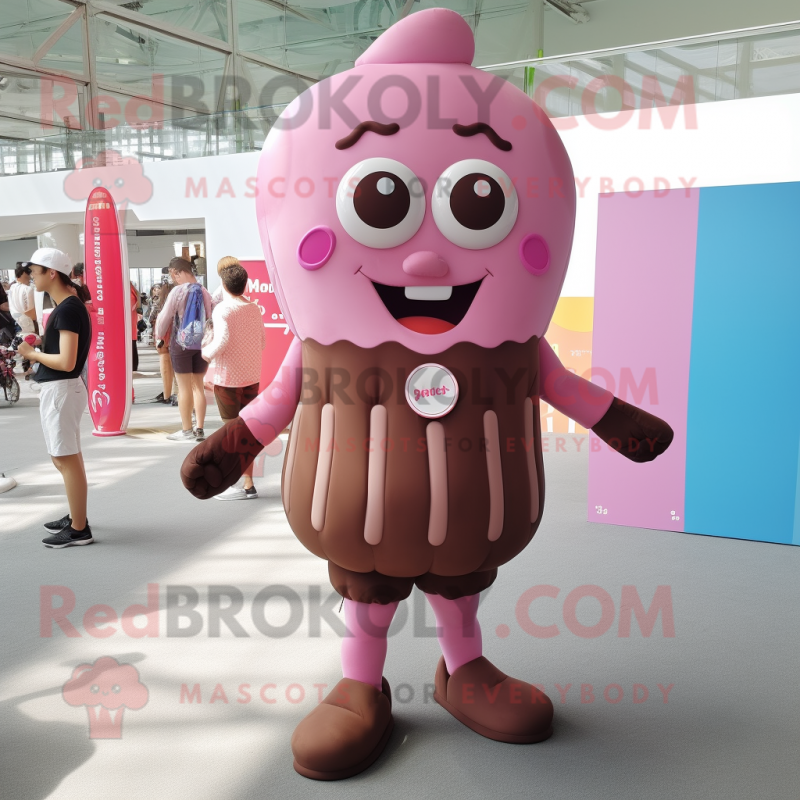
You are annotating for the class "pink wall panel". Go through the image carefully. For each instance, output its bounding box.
[587,190,698,532]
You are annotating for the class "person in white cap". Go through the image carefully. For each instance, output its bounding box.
[17,248,94,548]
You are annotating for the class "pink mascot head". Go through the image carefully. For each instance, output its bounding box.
[256,8,576,356]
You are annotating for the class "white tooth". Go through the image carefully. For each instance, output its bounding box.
[404,286,453,301]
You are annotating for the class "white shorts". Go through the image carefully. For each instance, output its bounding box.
[39,378,87,457]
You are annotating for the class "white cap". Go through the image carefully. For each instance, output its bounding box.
[21,247,72,276]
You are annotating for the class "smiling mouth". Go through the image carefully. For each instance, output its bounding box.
[371,279,483,334]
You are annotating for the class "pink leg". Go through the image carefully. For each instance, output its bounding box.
[425,593,482,674]
[341,599,398,691]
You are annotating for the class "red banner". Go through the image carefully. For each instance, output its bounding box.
[83,188,131,436]
[240,261,294,391]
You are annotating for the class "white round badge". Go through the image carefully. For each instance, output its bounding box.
[405,363,459,419]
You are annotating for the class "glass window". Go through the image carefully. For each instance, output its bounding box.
[0,72,87,127]
[474,1,538,67]
[530,62,575,118]
[283,32,376,80]
[94,14,227,115]
[37,15,86,77]
[111,0,229,43]
[561,56,632,115]
[655,42,724,107]
[240,59,311,112]
[747,31,800,97]
[0,0,74,61]
[283,0,397,45]
[411,0,476,20]
[236,0,285,56]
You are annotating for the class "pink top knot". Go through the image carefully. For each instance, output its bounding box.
[355,8,475,67]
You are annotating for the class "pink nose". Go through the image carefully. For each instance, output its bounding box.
[402,251,449,278]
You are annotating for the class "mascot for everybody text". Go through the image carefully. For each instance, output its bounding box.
[182,8,673,781]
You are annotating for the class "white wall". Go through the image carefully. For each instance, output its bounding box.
[560,91,800,295]
[542,0,800,58]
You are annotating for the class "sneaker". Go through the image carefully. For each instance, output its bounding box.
[166,429,196,442]
[169,394,178,406]
[43,523,93,548]
[214,485,258,501]
[154,392,164,402]
[43,513,72,532]
[214,485,247,501]
[194,427,205,442]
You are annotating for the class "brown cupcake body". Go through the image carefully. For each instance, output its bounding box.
[281,336,545,578]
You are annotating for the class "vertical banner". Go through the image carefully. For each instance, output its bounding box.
[84,188,132,436]
[240,261,294,392]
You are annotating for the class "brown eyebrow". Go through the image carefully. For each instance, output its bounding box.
[335,121,400,150]
[452,122,512,151]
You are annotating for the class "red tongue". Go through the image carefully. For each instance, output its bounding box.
[398,317,455,335]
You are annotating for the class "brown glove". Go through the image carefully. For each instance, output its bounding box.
[181,416,264,499]
[591,397,674,463]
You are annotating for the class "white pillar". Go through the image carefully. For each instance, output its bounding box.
[38,224,82,266]
[35,224,83,327]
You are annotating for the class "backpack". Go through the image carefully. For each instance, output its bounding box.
[174,283,205,350]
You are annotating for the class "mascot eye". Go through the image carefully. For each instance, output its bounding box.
[91,685,99,693]
[432,159,518,249]
[115,178,124,187]
[93,178,102,187]
[336,158,425,249]
[112,684,121,693]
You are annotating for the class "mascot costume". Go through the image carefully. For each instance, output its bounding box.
[182,8,673,781]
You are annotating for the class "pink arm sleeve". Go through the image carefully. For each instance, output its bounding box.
[240,336,303,446]
[538,336,614,429]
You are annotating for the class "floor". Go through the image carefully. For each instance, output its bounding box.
[1,346,798,800]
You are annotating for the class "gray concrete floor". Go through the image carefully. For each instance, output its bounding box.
[1,345,798,800]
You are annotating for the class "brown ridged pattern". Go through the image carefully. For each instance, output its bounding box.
[282,337,544,578]
[364,404,388,545]
[426,421,448,546]
[524,397,539,522]
[311,403,335,531]
[483,410,504,541]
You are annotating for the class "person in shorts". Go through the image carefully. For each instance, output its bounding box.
[201,263,266,499]
[155,257,213,442]
[17,248,93,548]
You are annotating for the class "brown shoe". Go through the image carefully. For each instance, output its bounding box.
[291,677,394,780]
[434,656,553,743]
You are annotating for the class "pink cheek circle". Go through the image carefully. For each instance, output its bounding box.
[519,234,550,276]
[297,226,336,270]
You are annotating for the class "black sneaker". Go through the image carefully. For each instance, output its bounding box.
[43,514,72,532]
[194,427,205,442]
[42,523,94,548]
[245,486,258,499]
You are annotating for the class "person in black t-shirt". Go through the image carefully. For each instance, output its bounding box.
[18,248,94,549]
